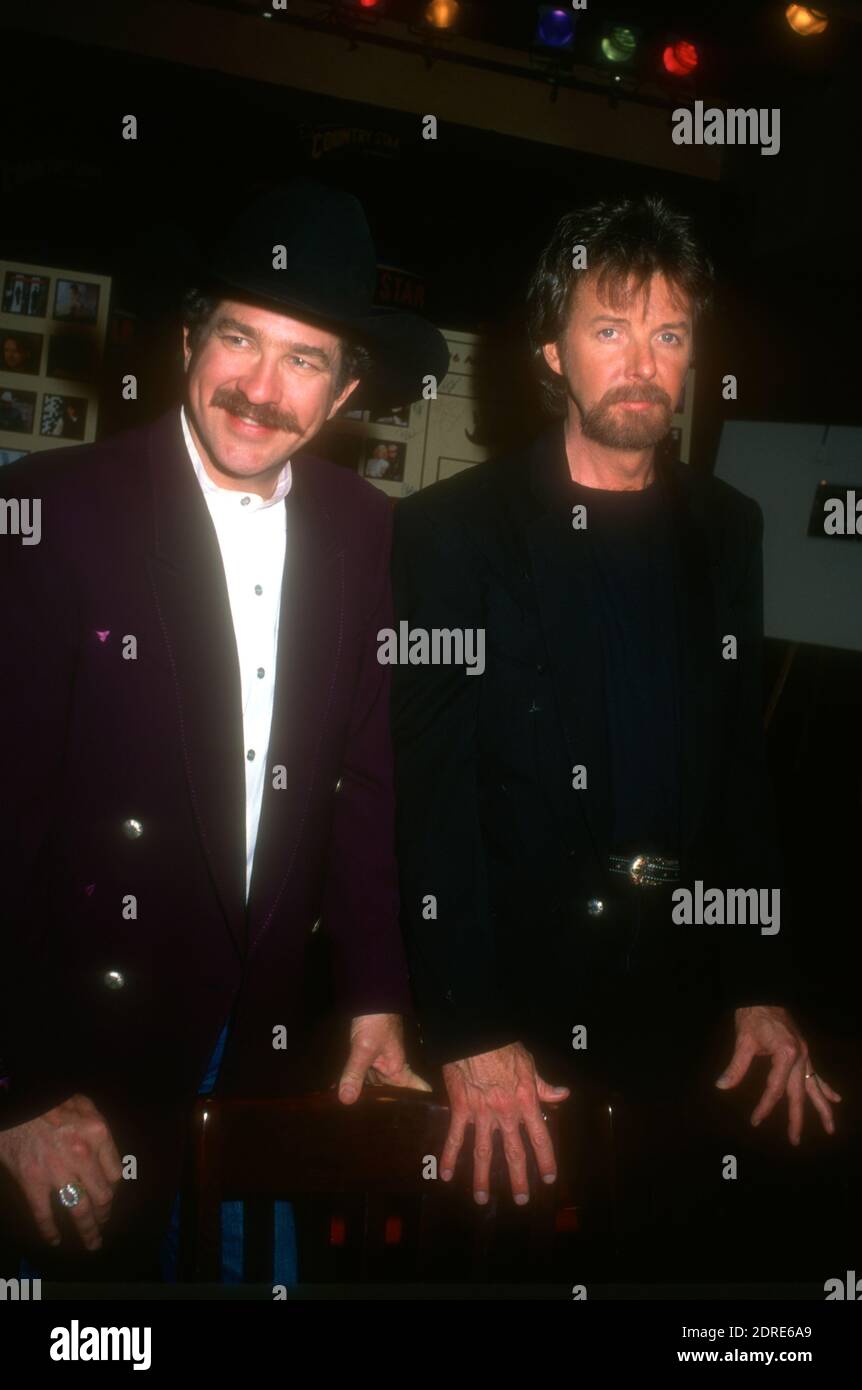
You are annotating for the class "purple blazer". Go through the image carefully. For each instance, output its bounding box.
[0,407,412,1254]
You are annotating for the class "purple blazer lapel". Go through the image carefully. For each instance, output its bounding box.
[144,410,248,957]
[246,457,346,948]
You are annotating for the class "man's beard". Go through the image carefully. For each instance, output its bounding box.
[577,386,673,450]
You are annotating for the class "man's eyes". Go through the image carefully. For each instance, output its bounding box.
[221,336,318,368]
[596,328,684,344]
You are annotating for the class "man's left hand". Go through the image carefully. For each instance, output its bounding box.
[715,1005,842,1144]
[338,1013,432,1104]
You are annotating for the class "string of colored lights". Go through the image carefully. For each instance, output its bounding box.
[239,2,841,103]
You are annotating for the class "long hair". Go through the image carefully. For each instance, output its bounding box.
[525,194,714,416]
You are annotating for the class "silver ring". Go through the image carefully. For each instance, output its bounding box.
[57,1181,85,1209]
[804,1070,816,1081]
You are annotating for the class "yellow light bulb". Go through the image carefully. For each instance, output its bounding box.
[785,4,829,37]
[425,0,460,30]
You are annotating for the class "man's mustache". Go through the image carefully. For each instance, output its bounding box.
[211,389,298,432]
[603,386,671,407]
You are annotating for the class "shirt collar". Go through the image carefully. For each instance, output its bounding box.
[180,405,292,511]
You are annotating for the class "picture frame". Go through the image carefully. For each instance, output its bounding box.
[0,258,111,456]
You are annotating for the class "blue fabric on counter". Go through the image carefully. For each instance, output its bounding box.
[160,1020,298,1285]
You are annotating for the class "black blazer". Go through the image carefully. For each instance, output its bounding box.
[391,420,794,1066]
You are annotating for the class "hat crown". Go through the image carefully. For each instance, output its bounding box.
[198,177,449,404]
[209,179,377,318]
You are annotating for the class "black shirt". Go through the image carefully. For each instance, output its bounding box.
[568,471,681,851]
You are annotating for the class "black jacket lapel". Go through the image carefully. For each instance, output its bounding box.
[514,424,614,864]
[661,458,722,856]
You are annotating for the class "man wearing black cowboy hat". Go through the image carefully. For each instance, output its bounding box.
[0,178,448,1282]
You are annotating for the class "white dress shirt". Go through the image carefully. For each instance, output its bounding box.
[180,406,292,903]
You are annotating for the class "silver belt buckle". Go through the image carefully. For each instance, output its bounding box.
[628,852,678,887]
[608,849,680,888]
[629,853,649,886]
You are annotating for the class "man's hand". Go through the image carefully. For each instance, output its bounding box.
[337,1013,432,1104]
[715,1005,842,1145]
[441,1043,570,1205]
[0,1094,123,1251]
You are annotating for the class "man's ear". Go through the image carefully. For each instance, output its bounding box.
[542,341,564,376]
[181,326,192,373]
[328,376,361,420]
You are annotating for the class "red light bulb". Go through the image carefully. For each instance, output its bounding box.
[663,40,698,77]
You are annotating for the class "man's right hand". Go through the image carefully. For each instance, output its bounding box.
[441,1043,570,1205]
[0,1094,123,1251]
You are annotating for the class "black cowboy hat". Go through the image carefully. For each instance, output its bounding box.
[196,178,448,406]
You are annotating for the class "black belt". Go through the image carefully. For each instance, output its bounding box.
[607,851,681,887]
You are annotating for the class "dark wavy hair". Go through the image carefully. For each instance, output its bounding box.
[525,194,714,416]
[181,286,374,396]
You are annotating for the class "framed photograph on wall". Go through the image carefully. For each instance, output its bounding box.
[0,258,110,457]
[2,270,50,318]
[1,330,43,375]
[361,437,406,482]
[0,388,37,435]
[53,278,101,325]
